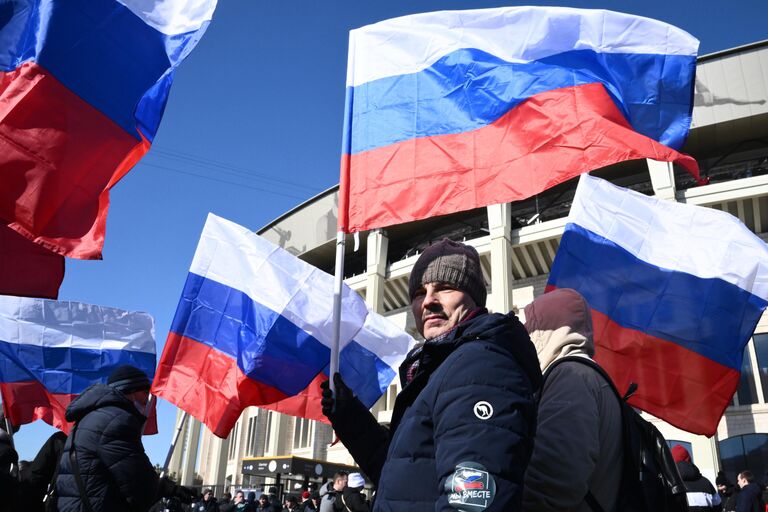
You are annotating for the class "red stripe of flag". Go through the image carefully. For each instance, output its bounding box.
[339,82,700,232]
[0,62,149,259]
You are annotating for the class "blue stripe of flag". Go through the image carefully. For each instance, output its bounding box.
[0,0,206,141]
[548,223,767,371]
[347,48,695,154]
[0,341,156,395]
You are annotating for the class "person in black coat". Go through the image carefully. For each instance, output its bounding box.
[736,471,764,512]
[55,365,193,511]
[0,414,20,512]
[671,445,722,511]
[24,430,67,512]
[322,240,542,512]
[334,473,368,512]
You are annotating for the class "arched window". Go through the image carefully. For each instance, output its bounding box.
[667,440,693,462]
[719,434,768,485]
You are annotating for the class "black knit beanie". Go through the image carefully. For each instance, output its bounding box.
[107,365,151,394]
[408,239,487,307]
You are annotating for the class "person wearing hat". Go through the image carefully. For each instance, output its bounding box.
[671,445,722,511]
[333,473,368,512]
[322,239,542,511]
[521,288,623,512]
[55,365,193,511]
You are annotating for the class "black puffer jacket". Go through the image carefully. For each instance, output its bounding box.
[55,384,160,512]
[332,312,542,512]
[676,461,722,511]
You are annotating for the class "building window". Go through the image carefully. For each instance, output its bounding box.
[719,434,768,484]
[246,415,258,456]
[752,334,768,400]
[293,417,313,449]
[228,422,239,460]
[667,441,693,462]
[736,344,759,406]
[263,411,273,454]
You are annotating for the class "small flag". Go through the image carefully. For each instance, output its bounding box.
[339,6,702,232]
[0,295,157,433]
[152,214,414,438]
[547,174,768,435]
[0,0,217,258]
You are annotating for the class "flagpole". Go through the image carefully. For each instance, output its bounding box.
[160,410,189,477]
[329,231,346,394]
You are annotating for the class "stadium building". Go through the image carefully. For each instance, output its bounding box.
[169,40,768,495]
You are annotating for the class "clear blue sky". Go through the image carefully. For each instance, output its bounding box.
[12,0,768,465]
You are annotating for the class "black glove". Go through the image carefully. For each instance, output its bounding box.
[157,476,177,498]
[320,373,358,420]
[157,476,193,504]
[174,485,194,504]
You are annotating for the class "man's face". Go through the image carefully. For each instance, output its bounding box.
[738,475,747,488]
[333,475,347,491]
[412,282,476,340]
[260,496,269,505]
[203,491,212,501]
[235,492,244,503]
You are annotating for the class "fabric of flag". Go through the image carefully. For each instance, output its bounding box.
[151,213,415,438]
[0,225,64,299]
[0,295,158,434]
[339,6,702,233]
[0,0,217,259]
[547,174,768,436]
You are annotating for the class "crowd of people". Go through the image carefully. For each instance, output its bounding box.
[1,239,767,511]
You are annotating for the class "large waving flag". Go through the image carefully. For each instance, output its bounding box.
[339,7,702,232]
[0,0,217,259]
[547,174,768,435]
[152,214,414,438]
[0,296,157,434]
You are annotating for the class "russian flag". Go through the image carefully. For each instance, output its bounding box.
[151,214,414,438]
[547,174,768,435]
[0,295,157,433]
[339,7,703,233]
[0,0,217,259]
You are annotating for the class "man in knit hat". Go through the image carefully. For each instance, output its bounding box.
[56,365,193,511]
[322,239,541,511]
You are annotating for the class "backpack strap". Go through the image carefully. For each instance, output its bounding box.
[69,424,95,512]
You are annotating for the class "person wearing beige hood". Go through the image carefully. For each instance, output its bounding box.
[522,288,623,512]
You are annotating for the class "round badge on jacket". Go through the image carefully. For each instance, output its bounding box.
[445,461,496,511]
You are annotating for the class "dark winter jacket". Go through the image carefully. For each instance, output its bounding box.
[736,482,764,512]
[334,487,369,512]
[677,461,722,511]
[55,384,160,512]
[331,312,542,512]
[25,431,67,512]
[522,289,623,512]
[0,428,20,512]
[194,498,220,512]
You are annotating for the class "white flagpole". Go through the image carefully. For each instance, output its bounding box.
[329,231,346,394]
[160,410,189,477]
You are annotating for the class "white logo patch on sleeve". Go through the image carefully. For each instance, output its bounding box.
[473,401,493,420]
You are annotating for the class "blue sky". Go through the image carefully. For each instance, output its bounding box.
[12,1,768,465]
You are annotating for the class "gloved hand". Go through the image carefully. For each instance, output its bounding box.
[157,476,194,504]
[320,373,361,421]
[174,485,194,504]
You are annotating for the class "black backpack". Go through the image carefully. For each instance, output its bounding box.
[542,357,689,512]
